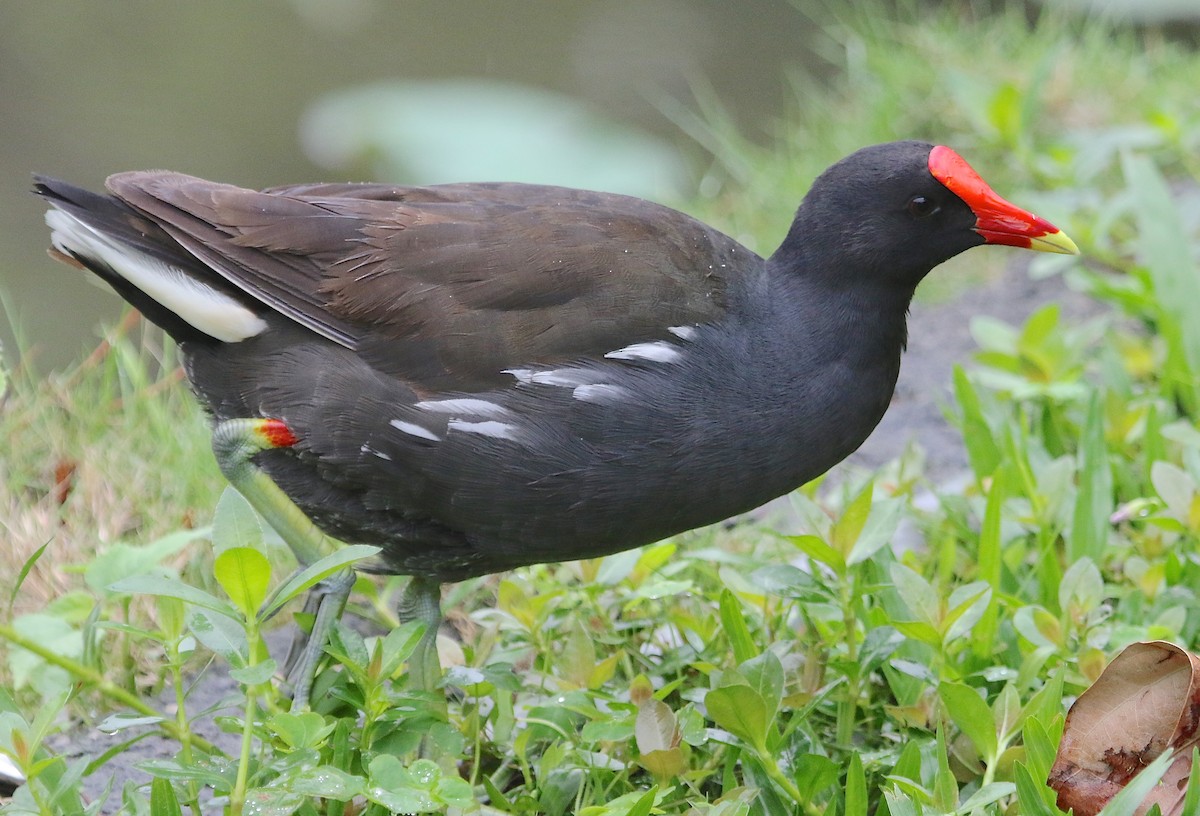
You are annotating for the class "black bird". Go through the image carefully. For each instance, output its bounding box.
[35,141,1077,702]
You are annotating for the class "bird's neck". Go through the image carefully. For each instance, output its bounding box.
[763,245,918,360]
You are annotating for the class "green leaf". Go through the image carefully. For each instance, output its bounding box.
[261,545,378,619]
[1180,749,1200,815]
[739,650,784,722]
[960,782,1017,812]
[1070,391,1112,562]
[268,711,335,750]
[794,753,839,801]
[1014,761,1062,816]
[560,616,596,688]
[635,698,678,753]
[212,486,263,552]
[1094,750,1173,816]
[939,682,998,762]
[705,684,768,750]
[288,765,365,799]
[788,534,845,574]
[1058,557,1103,618]
[953,366,1001,479]
[187,607,248,661]
[890,738,923,784]
[85,528,209,597]
[848,496,903,566]
[933,724,958,811]
[943,582,991,642]
[845,752,867,816]
[1123,151,1200,410]
[890,563,938,626]
[213,546,271,619]
[110,574,236,620]
[832,479,874,559]
[719,589,758,664]
[624,788,659,816]
[149,777,182,816]
[972,464,1006,656]
[228,658,276,686]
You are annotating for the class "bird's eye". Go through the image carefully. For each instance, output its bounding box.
[907,195,940,218]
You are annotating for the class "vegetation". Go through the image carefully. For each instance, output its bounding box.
[4,2,1200,813]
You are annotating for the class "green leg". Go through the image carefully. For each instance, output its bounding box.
[397,575,444,692]
[211,418,354,710]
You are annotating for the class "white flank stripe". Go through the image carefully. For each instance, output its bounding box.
[503,367,593,387]
[604,341,681,363]
[360,443,393,461]
[45,208,268,342]
[415,398,511,417]
[448,419,518,440]
[573,384,630,403]
[389,419,441,442]
[668,325,698,340]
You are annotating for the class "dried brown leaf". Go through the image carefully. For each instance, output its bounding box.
[1049,640,1200,816]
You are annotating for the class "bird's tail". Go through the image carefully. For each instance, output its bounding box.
[33,175,265,344]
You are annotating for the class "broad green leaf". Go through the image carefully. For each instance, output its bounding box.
[560,617,596,688]
[831,479,874,558]
[286,764,365,799]
[739,650,784,722]
[939,682,998,762]
[993,682,1022,744]
[261,544,379,619]
[212,486,263,552]
[213,546,271,619]
[268,711,335,750]
[1058,557,1103,618]
[705,685,768,750]
[794,753,839,801]
[229,658,276,686]
[110,574,236,620]
[635,698,678,753]
[149,777,182,816]
[847,496,904,566]
[85,528,210,596]
[943,583,991,642]
[788,534,845,574]
[881,791,921,816]
[890,563,937,626]
[187,607,248,661]
[376,620,426,679]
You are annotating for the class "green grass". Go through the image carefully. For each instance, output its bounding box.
[5,1,1200,814]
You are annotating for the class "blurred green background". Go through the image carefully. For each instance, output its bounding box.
[0,0,813,367]
[1,0,1195,368]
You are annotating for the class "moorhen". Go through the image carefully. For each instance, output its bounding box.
[35,141,1077,703]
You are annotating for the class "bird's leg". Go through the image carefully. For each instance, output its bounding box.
[211,418,355,709]
[396,575,444,693]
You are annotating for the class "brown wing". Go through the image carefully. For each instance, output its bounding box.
[105,173,741,390]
